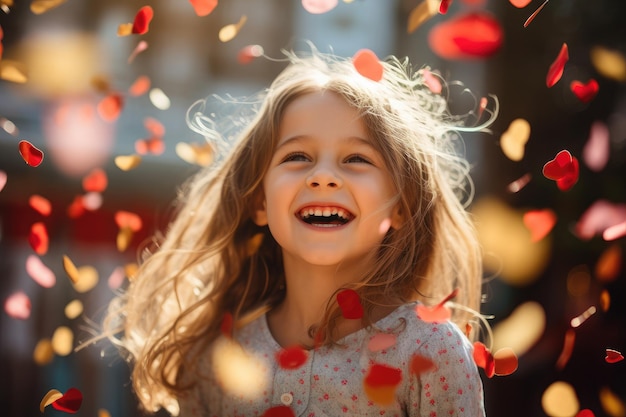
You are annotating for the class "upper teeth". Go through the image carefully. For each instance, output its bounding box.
[300,207,350,219]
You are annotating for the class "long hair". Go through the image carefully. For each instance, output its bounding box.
[103,49,496,414]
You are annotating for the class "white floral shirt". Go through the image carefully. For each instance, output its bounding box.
[178,302,485,417]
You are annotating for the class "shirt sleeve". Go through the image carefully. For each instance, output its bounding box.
[405,321,485,417]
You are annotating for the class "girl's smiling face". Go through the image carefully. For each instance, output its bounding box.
[254,91,402,272]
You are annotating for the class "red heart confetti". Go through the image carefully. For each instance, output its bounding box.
[546,43,568,88]
[363,363,403,405]
[189,0,218,17]
[220,312,234,338]
[473,341,495,378]
[26,254,56,288]
[29,222,49,255]
[261,406,296,417]
[576,410,595,417]
[97,93,124,122]
[18,140,44,167]
[439,0,452,14]
[336,289,364,319]
[415,288,458,323]
[301,0,338,14]
[67,195,86,219]
[493,347,518,376]
[129,75,151,97]
[238,44,264,65]
[82,168,108,193]
[29,194,52,216]
[51,387,83,413]
[605,348,624,364]
[114,210,143,232]
[542,150,579,191]
[570,79,599,103]
[352,49,384,82]
[276,345,308,370]
[428,12,503,60]
[4,291,31,320]
[523,209,557,242]
[409,353,436,376]
[132,6,153,35]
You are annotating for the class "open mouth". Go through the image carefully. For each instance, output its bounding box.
[298,206,353,227]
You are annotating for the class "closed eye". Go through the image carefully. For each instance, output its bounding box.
[345,154,372,164]
[282,152,310,163]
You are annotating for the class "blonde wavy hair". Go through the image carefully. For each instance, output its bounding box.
[102,49,496,415]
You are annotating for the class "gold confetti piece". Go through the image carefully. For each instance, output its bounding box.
[73,266,98,293]
[600,289,611,312]
[62,255,80,284]
[570,305,596,328]
[0,60,27,83]
[541,381,579,417]
[30,0,67,15]
[117,226,134,252]
[117,23,133,36]
[98,409,112,417]
[149,88,171,110]
[600,386,626,417]
[64,300,84,320]
[114,155,142,171]
[40,389,63,412]
[407,0,439,34]
[219,15,247,42]
[33,338,55,366]
[51,326,74,356]
[124,263,139,281]
[500,118,531,161]
[1,0,14,7]
[175,142,214,166]
[590,46,626,82]
[492,301,545,354]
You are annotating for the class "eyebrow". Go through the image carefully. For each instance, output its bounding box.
[276,135,375,150]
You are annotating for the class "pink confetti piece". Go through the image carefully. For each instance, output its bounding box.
[546,43,568,87]
[26,254,56,288]
[352,49,384,82]
[603,221,626,241]
[367,333,397,352]
[18,140,44,167]
[524,0,549,27]
[301,0,338,14]
[132,6,153,35]
[523,209,557,242]
[189,0,218,16]
[336,289,364,319]
[575,200,626,240]
[428,11,503,60]
[107,266,126,290]
[0,170,7,192]
[571,79,599,103]
[422,69,442,94]
[583,121,610,172]
[4,291,31,320]
[127,40,148,63]
[415,288,458,322]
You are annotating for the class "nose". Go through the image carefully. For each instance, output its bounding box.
[306,164,343,189]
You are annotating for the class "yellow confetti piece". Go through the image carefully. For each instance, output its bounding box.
[30,0,67,15]
[114,155,142,171]
[492,301,545,354]
[542,381,580,417]
[407,0,438,34]
[73,266,98,293]
[40,389,63,412]
[51,326,74,356]
[1,0,14,8]
[590,46,626,82]
[124,263,139,281]
[500,118,531,162]
[33,338,55,366]
[149,88,171,110]
[117,23,134,36]
[175,142,214,166]
[64,300,84,319]
[219,15,247,42]
[600,289,611,312]
[600,386,626,417]
[117,226,133,252]
[98,409,112,417]
[0,60,28,83]
[62,255,80,284]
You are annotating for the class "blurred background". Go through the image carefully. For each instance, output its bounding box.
[1,0,625,416]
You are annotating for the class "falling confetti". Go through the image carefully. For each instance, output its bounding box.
[189,0,218,16]
[238,44,265,64]
[473,341,495,378]
[555,329,575,370]
[523,209,557,242]
[33,338,55,365]
[594,244,621,282]
[336,289,364,319]
[135,137,164,155]
[261,406,296,417]
[409,353,436,375]
[523,0,549,28]
[570,79,599,103]
[500,118,531,161]
[422,68,442,94]
[218,15,247,42]
[129,75,151,97]
[30,0,67,15]
[428,12,503,60]
[590,46,626,82]
[507,173,532,193]
[542,381,579,417]
[0,170,7,192]
[29,194,52,216]
[72,265,99,293]
[582,121,610,172]
[276,345,308,370]
[509,0,532,7]
[29,222,49,255]
[415,288,457,322]
[0,60,28,83]
[599,387,626,416]
[132,6,153,35]
[128,40,148,63]
[493,347,518,376]
[363,363,403,405]
[605,349,624,364]
[114,155,142,171]
[18,140,44,167]
[97,94,124,122]
[51,387,83,413]
[4,291,31,320]
[570,305,596,328]
[64,299,84,319]
[62,255,80,284]
[439,0,452,14]
[546,43,568,88]
[51,325,74,356]
[149,88,171,110]
[575,200,626,240]
[301,0,338,14]
[406,0,439,34]
[603,221,626,242]
[82,168,108,193]
[542,149,579,191]
[367,333,397,352]
[352,49,384,82]
[40,390,64,413]
[26,254,56,288]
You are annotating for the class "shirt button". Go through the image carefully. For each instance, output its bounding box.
[280,392,293,406]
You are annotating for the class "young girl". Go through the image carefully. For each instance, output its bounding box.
[104,49,495,416]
